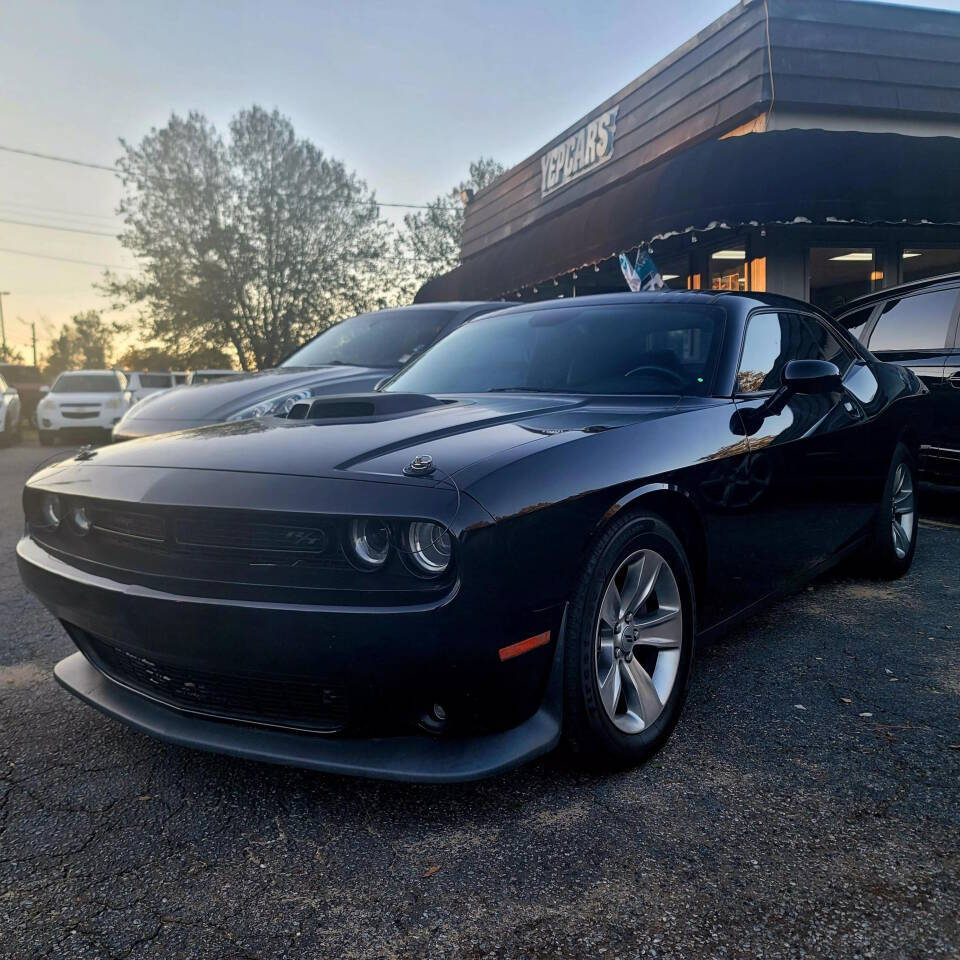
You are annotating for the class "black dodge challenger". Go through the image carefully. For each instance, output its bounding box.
[18,292,925,782]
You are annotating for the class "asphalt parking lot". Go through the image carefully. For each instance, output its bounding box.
[1,436,958,960]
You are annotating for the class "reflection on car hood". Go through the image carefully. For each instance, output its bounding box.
[64,393,688,484]
[121,365,391,421]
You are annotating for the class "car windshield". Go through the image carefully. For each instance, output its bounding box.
[385,303,724,396]
[282,308,455,369]
[52,374,121,393]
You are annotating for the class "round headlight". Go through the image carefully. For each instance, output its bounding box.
[405,521,452,575]
[40,493,62,529]
[71,503,92,535]
[349,518,390,569]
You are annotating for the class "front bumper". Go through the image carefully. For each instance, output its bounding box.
[40,411,121,432]
[18,532,563,782]
[54,635,562,783]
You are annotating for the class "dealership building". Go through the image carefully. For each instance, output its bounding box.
[418,0,960,314]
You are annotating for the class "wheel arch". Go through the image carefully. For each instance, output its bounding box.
[594,484,708,603]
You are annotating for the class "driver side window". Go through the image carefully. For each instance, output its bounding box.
[737,312,852,394]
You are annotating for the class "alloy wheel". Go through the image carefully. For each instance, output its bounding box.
[594,548,682,734]
[891,462,915,560]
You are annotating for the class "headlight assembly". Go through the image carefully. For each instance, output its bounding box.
[39,493,62,529]
[70,502,92,535]
[348,518,391,569]
[226,387,325,422]
[405,521,452,575]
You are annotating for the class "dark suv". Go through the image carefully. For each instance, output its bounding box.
[836,274,960,484]
[0,364,46,427]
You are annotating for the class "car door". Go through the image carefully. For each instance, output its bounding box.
[730,310,882,601]
[863,285,960,481]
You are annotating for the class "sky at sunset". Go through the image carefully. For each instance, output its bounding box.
[2,0,958,361]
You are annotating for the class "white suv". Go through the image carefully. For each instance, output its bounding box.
[124,371,175,405]
[37,370,131,446]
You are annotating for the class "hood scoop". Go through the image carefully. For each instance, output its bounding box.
[286,392,452,424]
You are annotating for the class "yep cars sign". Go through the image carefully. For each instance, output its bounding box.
[540,106,619,198]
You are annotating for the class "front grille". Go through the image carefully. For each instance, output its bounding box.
[62,410,100,420]
[174,517,332,555]
[26,495,456,605]
[78,632,349,733]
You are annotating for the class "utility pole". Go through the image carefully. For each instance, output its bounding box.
[20,317,37,366]
[0,291,9,359]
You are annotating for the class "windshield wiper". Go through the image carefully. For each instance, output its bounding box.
[487,386,567,394]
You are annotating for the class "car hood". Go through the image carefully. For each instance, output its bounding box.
[58,393,689,485]
[122,365,392,422]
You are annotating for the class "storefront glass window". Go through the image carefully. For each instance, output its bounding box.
[710,248,747,291]
[808,248,881,313]
[902,248,960,283]
[658,258,690,291]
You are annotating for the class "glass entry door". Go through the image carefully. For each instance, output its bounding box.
[808,247,881,312]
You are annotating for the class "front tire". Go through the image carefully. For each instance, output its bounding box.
[862,443,918,580]
[563,511,696,769]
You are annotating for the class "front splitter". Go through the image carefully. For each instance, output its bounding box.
[54,625,564,783]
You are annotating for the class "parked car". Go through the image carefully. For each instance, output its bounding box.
[36,370,131,445]
[172,371,190,386]
[0,363,46,426]
[187,369,238,385]
[19,292,925,782]
[0,372,22,446]
[112,302,509,441]
[835,272,960,484]
[124,371,176,406]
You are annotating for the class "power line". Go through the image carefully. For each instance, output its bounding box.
[0,143,116,172]
[0,246,134,270]
[0,200,119,223]
[0,216,116,238]
[0,243,447,269]
[0,142,457,209]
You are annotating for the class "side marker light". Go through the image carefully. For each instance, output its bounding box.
[498,631,551,662]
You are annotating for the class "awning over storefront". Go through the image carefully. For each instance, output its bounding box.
[416,130,960,302]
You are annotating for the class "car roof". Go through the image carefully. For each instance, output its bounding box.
[836,271,960,316]
[486,290,828,319]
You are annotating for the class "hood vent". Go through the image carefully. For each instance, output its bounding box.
[286,392,451,423]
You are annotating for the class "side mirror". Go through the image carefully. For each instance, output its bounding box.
[782,359,842,395]
[39,384,50,395]
[3,387,17,397]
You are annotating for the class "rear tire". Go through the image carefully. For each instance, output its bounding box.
[862,443,918,580]
[563,511,696,769]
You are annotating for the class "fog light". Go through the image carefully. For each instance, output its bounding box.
[405,522,451,575]
[40,493,61,529]
[71,503,92,535]
[348,518,390,569]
